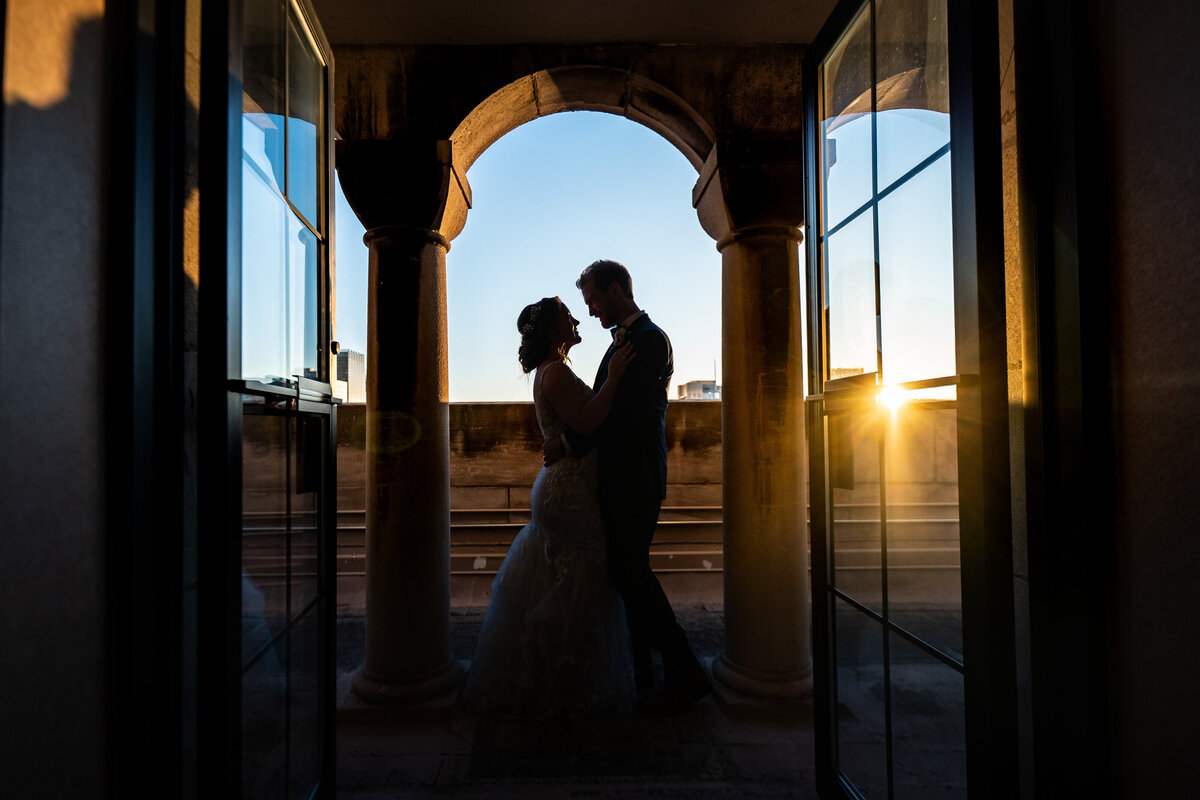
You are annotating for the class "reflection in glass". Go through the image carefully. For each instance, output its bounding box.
[825,212,878,381]
[289,610,321,800]
[243,0,284,192]
[242,183,320,384]
[875,0,949,190]
[829,410,883,611]
[288,218,320,380]
[878,153,955,385]
[242,641,287,800]
[889,633,967,799]
[243,164,289,383]
[287,15,324,227]
[243,1,325,386]
[243,412,288,660]
[290,416,321,615]
[835,598,888,798]
[821,5,873,230]
[241,406,328,797]
[885,405,962,661]
[877,110,949,195]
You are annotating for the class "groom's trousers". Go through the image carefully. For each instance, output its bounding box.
[602,496,701,683]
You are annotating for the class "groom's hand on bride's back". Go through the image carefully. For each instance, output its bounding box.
[542,434,566,466]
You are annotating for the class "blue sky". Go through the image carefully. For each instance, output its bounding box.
[822,109,956,387]
[331,108,957,402]
[334,111,723,402]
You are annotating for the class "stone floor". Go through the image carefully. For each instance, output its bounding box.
[336,605,819,799]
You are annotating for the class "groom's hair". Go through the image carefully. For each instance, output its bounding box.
[577,259,633,299]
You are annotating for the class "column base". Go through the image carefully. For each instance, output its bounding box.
[712,652,813,701]
[350,656,464,705]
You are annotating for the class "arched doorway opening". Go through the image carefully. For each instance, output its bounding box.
[338,64,811,706]
[442,110,726,667]
[447,110,720,402]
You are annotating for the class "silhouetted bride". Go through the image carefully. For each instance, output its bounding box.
[461,296,635,718]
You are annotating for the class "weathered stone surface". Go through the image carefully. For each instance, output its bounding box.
[332,43,806,172]
[339,400,724,508]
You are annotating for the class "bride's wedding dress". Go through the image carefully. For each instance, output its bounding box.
[461,369,634,718]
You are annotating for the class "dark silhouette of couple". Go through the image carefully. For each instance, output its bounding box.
[461,259,711,718]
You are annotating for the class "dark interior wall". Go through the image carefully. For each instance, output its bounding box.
[1092,0,1200,793]
[0,3,108,793]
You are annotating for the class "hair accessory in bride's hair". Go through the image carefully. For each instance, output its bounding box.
[520,302,543,336]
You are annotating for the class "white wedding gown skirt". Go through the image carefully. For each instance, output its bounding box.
[461,389,633,718]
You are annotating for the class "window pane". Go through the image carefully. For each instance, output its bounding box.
[243,0,285,193]
[875,0,950,191]
[243,162,290,383]
[242,643,287,800]
[287,14,324,228]
[825,212,878,381]
[243,411,288,661]
[889,633,967,799]
[289,609,321,800]
[835,598,888,798]
[288,216,320,380]
[878,152,955,385]
[290,415,321,615]
[829,409,883,612]
[885,404,962,662]
[821,4,873,230]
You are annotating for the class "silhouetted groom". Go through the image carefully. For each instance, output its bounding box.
[545,259,710,710]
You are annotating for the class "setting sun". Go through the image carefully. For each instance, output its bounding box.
[878,385,909,410]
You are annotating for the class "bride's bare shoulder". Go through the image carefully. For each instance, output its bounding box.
[538,361,584,402]
[538,360,573,384]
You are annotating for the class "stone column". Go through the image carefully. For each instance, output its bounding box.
[337,140,471,702]
[694,140,813,699]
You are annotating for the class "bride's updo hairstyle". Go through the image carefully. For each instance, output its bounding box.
[517,296,563,374]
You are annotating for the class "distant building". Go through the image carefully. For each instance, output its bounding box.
[677,380,721,400]
[338,349,366,402]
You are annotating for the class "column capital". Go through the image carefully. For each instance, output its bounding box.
[692,136,805,248]
[362,224,450,251]
[715,223,804,251]
[336,138,472,241]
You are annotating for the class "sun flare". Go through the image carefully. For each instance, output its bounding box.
[878,385,908,411]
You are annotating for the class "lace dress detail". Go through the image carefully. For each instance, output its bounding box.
[461,367,633,718]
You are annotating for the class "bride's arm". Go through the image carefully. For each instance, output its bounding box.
[540,344,635,435]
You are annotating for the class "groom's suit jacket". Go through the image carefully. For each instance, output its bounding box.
[566,312,673,507]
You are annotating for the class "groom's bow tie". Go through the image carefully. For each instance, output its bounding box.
[611,326,628,346]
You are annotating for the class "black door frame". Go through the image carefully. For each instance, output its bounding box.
[1011,0,1115,795]
[105,0,189,795]
[803,0,1018,796]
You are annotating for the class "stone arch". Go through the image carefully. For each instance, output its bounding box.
[340,48,812,706]
[448,65,715,180]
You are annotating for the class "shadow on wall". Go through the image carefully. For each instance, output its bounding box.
[4,7,207,797]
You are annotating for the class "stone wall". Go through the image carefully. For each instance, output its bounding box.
[336,400,724,513]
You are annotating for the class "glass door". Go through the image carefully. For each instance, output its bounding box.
[804,0,1015,797]
[238,1,336,796]
[202,0,338,796]
[240,405,333,799]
